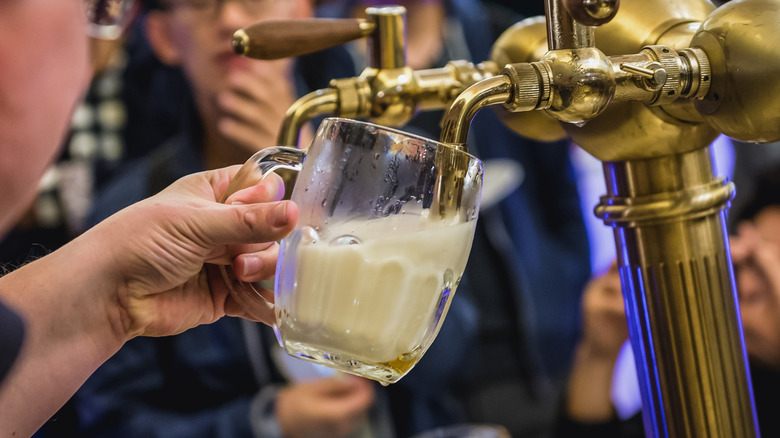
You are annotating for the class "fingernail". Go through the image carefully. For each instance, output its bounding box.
[274,202,289,227]
[243,256,261,277]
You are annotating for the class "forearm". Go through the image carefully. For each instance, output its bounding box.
[0,228,125,437]
[565,343,619,422]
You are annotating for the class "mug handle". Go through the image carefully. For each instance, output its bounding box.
[219,146,307,323]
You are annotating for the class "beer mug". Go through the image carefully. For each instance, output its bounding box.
[84,0,136,39]
[222,118,482,384]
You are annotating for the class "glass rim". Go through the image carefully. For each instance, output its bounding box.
[87,23,124,40]
[321,117,482,163]
[84,0,138,41]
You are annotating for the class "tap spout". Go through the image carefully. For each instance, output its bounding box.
[277,88,339,147]
[439,75,513,151]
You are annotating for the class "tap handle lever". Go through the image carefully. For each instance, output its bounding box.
[232,18,375,60]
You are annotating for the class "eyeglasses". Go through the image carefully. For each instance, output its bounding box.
[161,0,285,19]
[84,0,137,39]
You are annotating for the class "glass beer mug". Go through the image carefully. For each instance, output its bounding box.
[222,118,483,384]
[84,0,136,39]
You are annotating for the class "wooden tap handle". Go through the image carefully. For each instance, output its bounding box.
[232,18,375,60]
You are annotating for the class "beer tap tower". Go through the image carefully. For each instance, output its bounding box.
[233,1,780,435]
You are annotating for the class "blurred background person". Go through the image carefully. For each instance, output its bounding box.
[730,165,780,436]
[552,262,642,437]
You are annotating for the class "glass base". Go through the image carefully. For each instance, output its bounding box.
[282,341,420,385]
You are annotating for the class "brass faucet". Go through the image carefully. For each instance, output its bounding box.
[232,6,500,147]
[233,1,780,436]
[439,0,779,436]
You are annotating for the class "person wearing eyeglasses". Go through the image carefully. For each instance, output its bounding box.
[67,1,390,438]
[0,0,301,436]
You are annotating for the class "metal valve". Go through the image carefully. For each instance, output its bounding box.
[619,61,667,90]
[232,6,500,148]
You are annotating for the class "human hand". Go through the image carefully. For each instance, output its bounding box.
[565,262,627,422]
[731,222,780,369]
[579,262,628,360]
[276,375,377,438]
[216,61,298,152]
[91,165,296,338]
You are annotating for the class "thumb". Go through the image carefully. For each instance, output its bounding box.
[224,172,286,205]
[201,200,298,247]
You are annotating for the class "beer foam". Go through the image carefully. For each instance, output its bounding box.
[276,215,476,363]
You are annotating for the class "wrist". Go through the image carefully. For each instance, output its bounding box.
[575,341,623,365]
[565,342,621,422]
[250,384,284,438]
[32,224,128,355]
[0,231,125,434]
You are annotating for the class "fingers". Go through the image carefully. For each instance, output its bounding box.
[216,69,292,147]
[730,236,750,265]
[217,117,274,151]
[205,241,275,264]
[732,221,780,302]
[233,244,281,282]
[243,200,297,239]
[224,171,286,205]
[731,221,759,264]
[585,263,622,301]
[276,375,376,438]
[314,376,376,417]
[603,268,622,293]
[219,72,275,121]
[227,67,291,103]
[750,238,780,299]
[211,265,276,324]
[195,200,298,256]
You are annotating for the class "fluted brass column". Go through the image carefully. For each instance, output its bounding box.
[596,147,758,437]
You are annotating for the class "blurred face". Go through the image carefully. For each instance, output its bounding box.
[735,206,780,369]
[755,206,780,246]
[0,0,91,232]
[147,0,311,124]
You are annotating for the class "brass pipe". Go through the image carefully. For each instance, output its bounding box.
[413,68,463,111]
[276,61,500,149]
[414,61,501,111]
[596,147,758,437]
[276,88,339,147]
[367,6,407,69]
[545,0,593,50]
[439,75,513,150]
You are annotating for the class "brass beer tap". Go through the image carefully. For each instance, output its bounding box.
[233,6,500,147]
[439,0,780,436]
